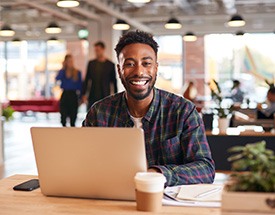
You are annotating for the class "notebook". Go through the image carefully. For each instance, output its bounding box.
[177,184,223,202]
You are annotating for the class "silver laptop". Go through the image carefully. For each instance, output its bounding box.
[31,127,147,200]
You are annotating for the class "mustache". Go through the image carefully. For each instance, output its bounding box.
[126,75,152,81]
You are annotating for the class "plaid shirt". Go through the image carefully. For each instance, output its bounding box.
[83,88,215,186]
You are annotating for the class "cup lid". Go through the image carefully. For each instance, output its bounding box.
[135,172,166,184]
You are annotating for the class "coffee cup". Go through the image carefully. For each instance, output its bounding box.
[134,172,166,212]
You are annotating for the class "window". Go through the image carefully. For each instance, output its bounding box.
[0,40,66,100]
[205,33,275,103]
[154,35,183,94]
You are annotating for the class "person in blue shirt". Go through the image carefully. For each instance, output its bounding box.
[56,54,82,127]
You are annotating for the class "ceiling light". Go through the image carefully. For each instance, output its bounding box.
[47,37,60,44]
[227,14,245,27]
[183,32,197,42]
[0,24,15,37]
[12,38,22,44]
[45,22,62,34]
[113,19,130,30]
[57,0,79,8]
[165,18,182,29]
[236,31,245,36]
[127,0,151,3]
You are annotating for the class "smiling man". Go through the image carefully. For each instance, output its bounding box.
[83,31,215,186]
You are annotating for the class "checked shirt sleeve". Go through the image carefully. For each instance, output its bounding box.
[82,105,98,127]
[151,105,215,186]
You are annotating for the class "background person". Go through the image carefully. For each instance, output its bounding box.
[257,87,275,119]
[231,80,244,104]
[56,54,82,127]
[83,31,215,186]
[82,41,118,110]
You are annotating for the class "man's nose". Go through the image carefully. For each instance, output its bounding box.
[134,63,144,77]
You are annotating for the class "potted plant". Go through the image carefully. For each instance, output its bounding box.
[2,105,14,121]
[208,80,233,132]
[222,141,275,214]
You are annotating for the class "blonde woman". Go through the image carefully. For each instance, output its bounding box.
[56,54,82,127]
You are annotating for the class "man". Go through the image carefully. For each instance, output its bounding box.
[231,80,244,104]
[83,31,215,186]
[257,87,275,119]
[82,41,118,109]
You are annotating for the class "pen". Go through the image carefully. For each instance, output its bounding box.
[194,187,222,198]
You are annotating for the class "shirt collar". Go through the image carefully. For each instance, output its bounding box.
[121,93,134,127]
[121,88,160,125]
[143,88,160,123]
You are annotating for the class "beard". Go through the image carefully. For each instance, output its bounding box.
[121,74,157,101]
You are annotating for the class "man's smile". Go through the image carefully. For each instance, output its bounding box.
[129,80,149,86]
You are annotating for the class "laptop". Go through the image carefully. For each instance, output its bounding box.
[30,127,147,200]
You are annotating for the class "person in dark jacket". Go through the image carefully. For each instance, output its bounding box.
[82,41,118,109]
[56,54,82,127]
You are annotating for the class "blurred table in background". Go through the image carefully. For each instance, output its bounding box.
[206,129,275,171]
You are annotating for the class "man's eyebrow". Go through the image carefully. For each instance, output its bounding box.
[124,56,154,62]
[142,56,153,60]
[124,58,135,62]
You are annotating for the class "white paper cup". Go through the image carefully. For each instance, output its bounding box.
[134,172,166,212]
[134,172,166,193]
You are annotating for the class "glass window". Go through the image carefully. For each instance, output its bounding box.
[154,35,183,94]
[0,42,6,100]
[205,33,275,103]
[0,40,66,100]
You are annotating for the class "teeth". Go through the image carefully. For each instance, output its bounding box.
[131,81,147,86]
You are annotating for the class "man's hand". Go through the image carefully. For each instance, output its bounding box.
[82,95,88,104]
[257,103,262,110]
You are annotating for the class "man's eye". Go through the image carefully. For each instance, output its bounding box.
[124,63,135,67]
[143,62,152,67]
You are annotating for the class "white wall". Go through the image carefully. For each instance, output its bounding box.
[86,16,124,92]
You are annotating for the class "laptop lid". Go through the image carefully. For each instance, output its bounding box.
[31,127,147,200]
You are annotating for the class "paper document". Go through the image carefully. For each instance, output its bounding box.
[163,184,223,208]
[177,184,223,201]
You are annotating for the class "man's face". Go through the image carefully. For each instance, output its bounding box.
[117,43,158,101]
[94,45,105,59]
[267,92,275,102]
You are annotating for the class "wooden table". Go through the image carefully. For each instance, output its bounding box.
[0,175,221,215]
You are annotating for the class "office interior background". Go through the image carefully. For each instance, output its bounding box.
[1,0,275,178]
[1,0,275,102]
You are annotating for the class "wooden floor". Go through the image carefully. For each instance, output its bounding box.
[0,112,85,179]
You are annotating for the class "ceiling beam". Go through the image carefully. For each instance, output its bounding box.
[69,7,100,21]
[85,0,152,33]
[174,0,196,15]
[134,12,275,22]
[151,22,275,36]
[16,0,88,27]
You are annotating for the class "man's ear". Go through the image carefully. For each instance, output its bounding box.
[117,64,122,79]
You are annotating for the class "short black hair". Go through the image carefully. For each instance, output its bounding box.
[233,80,240,88]
[114,30,159,58]
[94,41,105,49]
[268,87,275,94]
[233,80,240,85]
